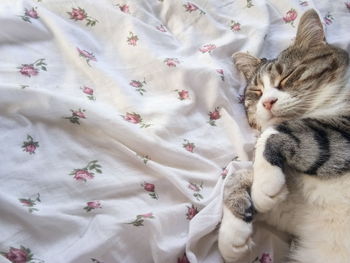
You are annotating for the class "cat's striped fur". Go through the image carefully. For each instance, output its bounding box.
[219,9,350,263]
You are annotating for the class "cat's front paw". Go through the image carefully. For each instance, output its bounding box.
[218,205,254,262]
[251,159,288,213]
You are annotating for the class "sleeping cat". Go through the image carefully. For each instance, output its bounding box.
[218,9,350,263]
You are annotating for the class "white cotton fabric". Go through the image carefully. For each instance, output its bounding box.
[0,0,349,262]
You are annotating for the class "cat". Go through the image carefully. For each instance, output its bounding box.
[218,9,350,263]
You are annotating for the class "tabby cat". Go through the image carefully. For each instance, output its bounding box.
[218,9,350,263]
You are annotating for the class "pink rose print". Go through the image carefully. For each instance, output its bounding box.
[129,78,147,95]
[221,167,228,179]
[283,9,297,27]
[81,86,95,100]
[141,182,158,199]
[183,2,205,15]
[116,4,130,13]
[126,213,155,226]
[230,20,241,32]
[246,0,254,8]
[208,107,221,126]
[299,0,308,7]
[258,253,272,263]
[20,7,39,23]
[183,139,195,153]
[188,182,203,201]
[67,7,98,26]
[64,108,86,125]
[84,201,102,212]
[121,112,151,128]
[346,2,350,11]
[0,246,35,263]
[22,135,39,154]
[175,89,190,100]
[156,24,167,32]
[186,204,199,220]
[177,253,190,263]
[324,12,334,25]
[199,44,216,54]
[19,193,41,213]
[18,58,47,77]
[216,69,225,81]
[77,47,97,66]
[164,58,180,67]
[127,32,139,46]
[69,160,102,182]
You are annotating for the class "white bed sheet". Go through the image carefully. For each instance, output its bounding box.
[0,0,349,262]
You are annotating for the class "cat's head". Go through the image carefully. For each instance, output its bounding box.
[233,9,349,131]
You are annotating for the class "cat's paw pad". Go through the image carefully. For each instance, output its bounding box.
[251,162,288,213]
[218,206,254,262]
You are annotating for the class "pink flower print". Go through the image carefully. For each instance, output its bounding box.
[19,193,41,213]
[156,24,167,32]
[22,135,39,154]
[127,213,155,226]
[19,65,38,77]
[1,246,33,263]
[68,7,98,26]
[188,182,203,201]
[221,168,228,179]
[186,204,199,220]
[259,253,272,263]
[81,86,95,100]
[64,108,86,124]
[116,4,130,13]
[129,78,147,95]
[20,7,39,23]
[84,201,102,212]
[183,2,205,14]
[73,169,94,182]
[164,58,180,67]
[69,160,102,182]
[127,32,139,46]
[18,58,47,77]
[230,20,241,32]
[216,69,225,81]
[283,9,297,27]
[177,253,190,263]
[324,12,334,25]
[68,7,87,20]
[199,44,216,53]
[346,2,350,11]
[77,48,97,66]
[121,112,151,128]
[175,89,189,100]
[141,182,158,199]
[208,107,221,126]
[299,0,308,6]
[183,139,195,153]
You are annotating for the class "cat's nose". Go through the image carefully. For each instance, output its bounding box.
[262,97,278,110]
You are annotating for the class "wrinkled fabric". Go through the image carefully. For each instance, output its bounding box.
[0,0,349,262]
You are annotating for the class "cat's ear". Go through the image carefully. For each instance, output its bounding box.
[295,9,325,49]
[232,52,261,81]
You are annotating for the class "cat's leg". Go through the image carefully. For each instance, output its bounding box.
[218,169,255,262]
[251,127,288,213]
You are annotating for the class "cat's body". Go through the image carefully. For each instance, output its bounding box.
[218,9,350,263]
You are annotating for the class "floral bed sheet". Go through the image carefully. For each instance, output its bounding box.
[0,0,349,262]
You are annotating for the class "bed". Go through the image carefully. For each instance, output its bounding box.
[1,0,348,262]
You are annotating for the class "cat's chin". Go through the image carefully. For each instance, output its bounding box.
[259,117,282,132]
